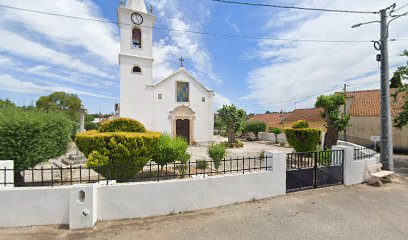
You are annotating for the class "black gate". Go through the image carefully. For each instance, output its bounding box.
[286,150,344,192]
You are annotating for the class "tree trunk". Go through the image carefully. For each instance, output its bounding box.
[324,128,339,149]
[228,130,235,143]
[274,134,278,144]
[254,132,259,141]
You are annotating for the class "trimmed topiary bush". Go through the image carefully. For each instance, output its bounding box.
[284,127,321,152]
[292,120,309,129]
[99,118,146,133]
[269,127,282,143]
[0,108,73,171]
[207,143,227,171]
[75,131,160,181]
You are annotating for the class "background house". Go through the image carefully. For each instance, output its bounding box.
[341,89,408,152]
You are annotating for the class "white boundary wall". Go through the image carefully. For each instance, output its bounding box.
[0,151,286,229]
[333,145,380,186]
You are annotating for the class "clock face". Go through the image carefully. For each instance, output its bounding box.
[131,13,143,25]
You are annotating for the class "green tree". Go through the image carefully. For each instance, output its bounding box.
[390,72,403,88]
[0,99,16,108]
[393,50,408,128]
[36,91,82,121]
[269,127,282,143]
[315,93,350,149]
[152,134,188,173]
[217,105,246,143]
[245,120,267,140]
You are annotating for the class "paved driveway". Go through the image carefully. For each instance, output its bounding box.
[1,178,407,240]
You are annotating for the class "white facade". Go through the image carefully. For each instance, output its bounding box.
[118,0,214,144]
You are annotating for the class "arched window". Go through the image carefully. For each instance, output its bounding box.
[132,28,141,48]
[132,66,141,73]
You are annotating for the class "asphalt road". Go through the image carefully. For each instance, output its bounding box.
[1,176,408,240]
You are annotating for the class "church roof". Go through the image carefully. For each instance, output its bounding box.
[151,67,214,93]
[125,0,147,14]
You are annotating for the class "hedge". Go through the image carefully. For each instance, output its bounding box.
[99,118,146,133]
[284,128,321,152]
[0,108,73,170]
[75,130,160,181]
[292,120,309,129]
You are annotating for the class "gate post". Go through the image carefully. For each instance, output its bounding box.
[264,151,286,193]
[332,145,353,186]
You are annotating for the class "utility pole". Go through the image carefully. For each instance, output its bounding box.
[351,3,408,171]
[343,83,348,142]
[379,8,393,171]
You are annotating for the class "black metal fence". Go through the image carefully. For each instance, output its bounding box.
[353,147,377,160]
[2,156,270,187]
[286,150,344,170]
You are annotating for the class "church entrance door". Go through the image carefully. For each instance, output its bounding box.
[176,119,190,144]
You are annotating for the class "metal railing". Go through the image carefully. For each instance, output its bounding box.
[286,150,344,170]
[353,147,377,160]
[2,156,270,187]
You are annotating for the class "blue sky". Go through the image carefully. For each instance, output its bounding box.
[0,0,407,114]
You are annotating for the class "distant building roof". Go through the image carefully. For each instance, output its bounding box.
[346,89,404,116]
[248,113,284,127]
[283,108,323,123]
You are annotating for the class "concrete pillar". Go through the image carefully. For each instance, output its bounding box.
[332,145,354,186]
[69,184,97,229]
[0,160,14,188]
[264,151,286,194]
[78,106,87,133]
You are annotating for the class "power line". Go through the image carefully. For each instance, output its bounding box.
[244,80,379,106]
[210,0,379,14]
[1,4,405,43]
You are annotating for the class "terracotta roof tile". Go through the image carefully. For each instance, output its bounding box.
[346,89,405,116]
[248,113,284,126]
[283,108,324,122]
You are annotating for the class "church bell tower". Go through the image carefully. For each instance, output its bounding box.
[117,0,155,129]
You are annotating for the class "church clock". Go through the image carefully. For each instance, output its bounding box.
[131,12,143,25]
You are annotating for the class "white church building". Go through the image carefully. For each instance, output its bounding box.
[117,0,214,144]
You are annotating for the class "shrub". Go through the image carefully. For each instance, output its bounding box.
[75,131,160,181]
[85,121,99,131]
[222,140,244,148]
[152,134,188,172]
[292,120,309,129]
[207,143,227,170]
[177,153,191,178]
[269,127,282,143]
[317,150,332,166]
[284,127,321,152]
[196,160,209,170]
[0,108,73,171]
[244,120,267,140]
[99,118,146,133]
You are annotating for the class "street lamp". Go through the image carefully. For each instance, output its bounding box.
[351,3,408,171]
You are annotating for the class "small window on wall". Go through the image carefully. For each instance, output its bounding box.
[132,66,141,73]
[132,28,142,48]
[158,94,162,99]
[177,82,189,102]
[202,97,206,102]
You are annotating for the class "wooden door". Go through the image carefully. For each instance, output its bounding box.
[176,119,190,144]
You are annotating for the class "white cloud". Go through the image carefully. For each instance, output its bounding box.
[150,0,221,84]
[213,93,232,111]
[0,0,119,66]
[244,0,408,111]
[0,74,114,99]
